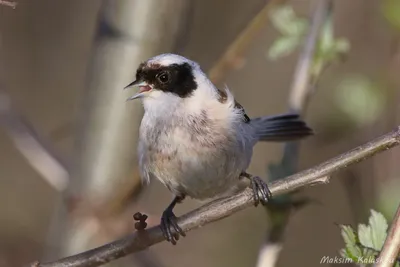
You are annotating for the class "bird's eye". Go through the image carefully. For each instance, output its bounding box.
[156,71,170,84]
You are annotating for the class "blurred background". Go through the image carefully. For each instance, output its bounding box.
[0,0,399,266]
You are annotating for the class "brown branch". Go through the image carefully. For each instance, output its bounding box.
[30,127,400,267]
[376,204,400,267]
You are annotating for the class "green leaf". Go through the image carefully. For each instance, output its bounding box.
[268,36,301,60]
[358,223,374,248]
[339,210,391,265]
[269,5,309,36]
[268,3,350,72]
[339,248,347,258]
[368,210,388,250]
[306,13,350,81]
[362,246,378,261]
[341,225,357,245]
[334,38,350,53]
[313,16,350,73]
[358,210,388,251]
[340,224,363,261]
[286,19,308,37]
[319,15,334,53]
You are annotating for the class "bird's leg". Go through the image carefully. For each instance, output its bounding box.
[241,172,272,207]
[160,195,186,245]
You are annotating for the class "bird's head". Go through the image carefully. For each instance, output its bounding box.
[125,54,209,104]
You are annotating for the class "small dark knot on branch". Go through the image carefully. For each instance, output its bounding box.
[133,212,148,230]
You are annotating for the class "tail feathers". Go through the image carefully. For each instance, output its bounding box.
[251,113,313,142]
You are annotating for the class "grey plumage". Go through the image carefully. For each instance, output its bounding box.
[251,113,313,142]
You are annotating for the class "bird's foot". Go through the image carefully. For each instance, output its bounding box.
[160,208,185,245]
[250,176,272,206]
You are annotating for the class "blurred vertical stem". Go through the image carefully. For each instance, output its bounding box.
[256,1,333,267]
[51,0,190,260]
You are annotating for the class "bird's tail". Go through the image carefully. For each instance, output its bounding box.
[250,113,313,142]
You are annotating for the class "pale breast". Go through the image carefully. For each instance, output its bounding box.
[138,109,252,200]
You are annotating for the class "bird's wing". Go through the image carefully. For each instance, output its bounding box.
[216,89,250,123]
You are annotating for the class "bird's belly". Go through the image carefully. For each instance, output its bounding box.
[143,139,250,200]
[139,113,254,200]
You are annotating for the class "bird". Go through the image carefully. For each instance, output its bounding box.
[125,53,313,244]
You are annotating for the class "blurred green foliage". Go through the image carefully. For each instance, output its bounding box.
[382,0,400,30]
[312,15,349,78]
[267,4,349,80]
[266,4,398,267]
[268,5,308,60]
[335,75,386,127]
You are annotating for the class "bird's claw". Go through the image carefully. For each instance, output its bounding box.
[250,176,272,206]
[160,208,185,245]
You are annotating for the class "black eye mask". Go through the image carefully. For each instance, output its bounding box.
[136,62,198,98]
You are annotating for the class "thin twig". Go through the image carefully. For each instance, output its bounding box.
[288,0,332,113]
[0,91,69,191]
[376,204,400,267]
[0,0,16,9]
[0,0,66,192]
[30,127,400,267]
[208,0,285,84]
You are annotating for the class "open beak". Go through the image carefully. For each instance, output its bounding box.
[124,80,153,101]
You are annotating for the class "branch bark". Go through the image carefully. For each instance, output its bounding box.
[376,204,400,267]
[32,126,400,267]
